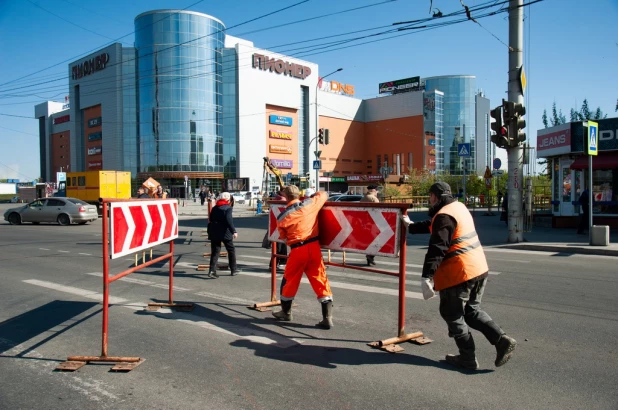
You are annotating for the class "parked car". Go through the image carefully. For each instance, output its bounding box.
[3,197,98,226]
[231,193,245,204]
[331,194,363,202]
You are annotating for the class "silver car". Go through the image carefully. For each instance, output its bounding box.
[3,197,98,225]
[330,194,363,202]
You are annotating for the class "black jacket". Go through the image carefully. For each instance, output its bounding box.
[208,203,236,241]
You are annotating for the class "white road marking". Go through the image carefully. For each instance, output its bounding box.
[0,337,120,403]
[78,252,92,256]
[84,272,191,292]
[23,279,127,304]
[22,280,295,348]
[58,250,70,253]
[38,248,50,251]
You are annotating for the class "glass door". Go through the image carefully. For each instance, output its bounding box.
[559,159,575,216]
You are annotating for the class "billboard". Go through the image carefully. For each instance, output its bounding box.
[269,115,293,126]
[378,76,420,94]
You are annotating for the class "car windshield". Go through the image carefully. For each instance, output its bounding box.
[67,198,86,205]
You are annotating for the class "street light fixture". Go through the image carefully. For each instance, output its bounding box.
[314,68,342,190]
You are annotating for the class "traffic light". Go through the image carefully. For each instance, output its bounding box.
[318,128,324,144]
[490,105,508,148]
[324,129,330,145]
[513,102,526,144]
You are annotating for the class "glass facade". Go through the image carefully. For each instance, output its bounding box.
[424,76,476,175]
[221,47,238,178]
[423,90,444,173]
[122,48,138,176]
[135,10,225,174]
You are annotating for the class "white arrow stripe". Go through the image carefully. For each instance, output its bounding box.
[142,204,153,248]
[366,209,396,253]
[171,202,178,237]
[328,208,353,249]
[121,204,135,254]
[158,203,166,242]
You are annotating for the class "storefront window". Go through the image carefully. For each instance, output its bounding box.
[562,165,572,203]
[552,159,560,213]
[592,168,617,214]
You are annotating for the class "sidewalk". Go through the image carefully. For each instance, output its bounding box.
[408,208,618,257]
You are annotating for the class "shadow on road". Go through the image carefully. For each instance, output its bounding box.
[0,300,99,359]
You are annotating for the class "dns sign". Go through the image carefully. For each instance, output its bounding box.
[329,81,355,96]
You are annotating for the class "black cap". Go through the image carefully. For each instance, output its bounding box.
[429,182,452,197]
[367,185,378,190]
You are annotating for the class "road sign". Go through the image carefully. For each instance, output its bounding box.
[519,65,527,95]
[313,160,321,170]
[314,150,322,158]
[457,143,471,157]
[493,158,502,170]
[587,121,598,156]
[287,172,293,180]
[268,205,401,257]
[483,166,492,179]
[492,170,505,176]
[485,178,492,189]
[110,199,179,259]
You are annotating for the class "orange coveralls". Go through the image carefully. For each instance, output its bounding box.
[276,191,333,302]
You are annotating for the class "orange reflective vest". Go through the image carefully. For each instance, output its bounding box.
[277,191,328,246]
[430,201,488,291]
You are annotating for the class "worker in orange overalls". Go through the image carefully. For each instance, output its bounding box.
[272,185,334,329]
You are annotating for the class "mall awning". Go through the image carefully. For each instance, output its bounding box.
[570,152,618,170]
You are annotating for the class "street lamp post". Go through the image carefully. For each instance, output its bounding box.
[314,68,342,191]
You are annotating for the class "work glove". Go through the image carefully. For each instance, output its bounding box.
[401,214,413,227]
[421,277,436,300]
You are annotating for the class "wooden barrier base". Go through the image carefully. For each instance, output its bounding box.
[146,302,195,312]
[203,252,228,257]
[56,357,145,372]
[367,331,432,353]
[196,263,229,271]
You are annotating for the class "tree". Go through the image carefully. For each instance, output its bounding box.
[542,110,548,128]
[570,108,580,122]
[550,102,566,126]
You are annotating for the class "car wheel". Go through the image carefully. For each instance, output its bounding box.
[57,214,71,226]
[8,213,21,225]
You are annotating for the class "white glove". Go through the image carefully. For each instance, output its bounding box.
[421,277,436,300]
[401,214,413,227]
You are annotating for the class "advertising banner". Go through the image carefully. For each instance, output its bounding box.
[88,132,102,141]
[270,159,293,169]
[269,115,293,126]
[379,76,420,94]
[88,146,102,156]
[269,145,292,154]
[269,130,292,140]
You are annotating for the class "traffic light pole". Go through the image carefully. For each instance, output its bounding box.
[506,0,524,243]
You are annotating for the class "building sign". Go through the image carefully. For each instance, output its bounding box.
[428,139,436,146]
[269,115,293,126]
[269,129,293,140]
[269,145,292,154]
[252,54,311,79]
[320,80,355,96]
[88,132,102,141]
[379,76,421,94]
[88,117,102,127]
[346,175,383,182]
[53,115,70,125]
[570,118,618,154]
[88,161,102,168]
[72,53,109,80]
[88,146,102,156]
[536,123,571,156]
[269,159,293,169]
[331,177,346,183]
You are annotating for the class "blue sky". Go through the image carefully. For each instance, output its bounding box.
[0,0,616,180]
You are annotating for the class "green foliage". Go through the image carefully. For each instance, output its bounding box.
[381,183,401,198]
[404,168,435,196]
[551,102,567,126]
[543,98,609,126]
[542,110,548,128]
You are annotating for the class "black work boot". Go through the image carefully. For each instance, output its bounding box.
[446,333,479,370]
[272,300,293,321]
[207,270,218,279]
[495,335,517,367]
[316,300,333,329]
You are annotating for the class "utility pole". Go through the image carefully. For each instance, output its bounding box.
[506,0,524,243]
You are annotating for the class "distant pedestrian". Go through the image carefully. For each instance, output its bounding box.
[401,182,516,370]
[207,192,241,278]
[501,192,508,225]
[577,188,590,235]
[256,196,263,214]
[136,187,150,199]
[360,184,380,266]
[199,188,207,206]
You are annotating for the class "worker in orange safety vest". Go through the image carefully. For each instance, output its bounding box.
[401,182,516,370]
[272,185,334,329]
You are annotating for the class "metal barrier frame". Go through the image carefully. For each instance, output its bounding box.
[56,198,192,372]
[250,200,431,352]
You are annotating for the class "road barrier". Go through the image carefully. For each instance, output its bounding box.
[250,200,431,352]
[56,198,191,373]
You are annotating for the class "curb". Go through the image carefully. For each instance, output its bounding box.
[496,244,618,256]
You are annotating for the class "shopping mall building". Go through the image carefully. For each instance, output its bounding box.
[35,10,492,197]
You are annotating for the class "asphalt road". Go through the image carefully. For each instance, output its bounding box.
[0,213,617,409]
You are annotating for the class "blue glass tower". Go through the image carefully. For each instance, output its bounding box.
[135,10,225,175]
[424,75,477,175]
